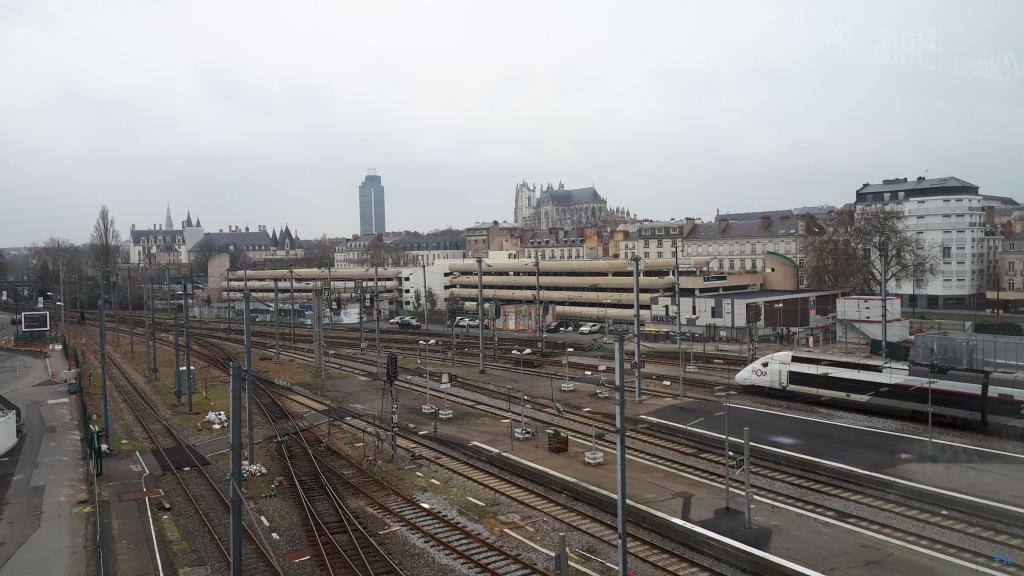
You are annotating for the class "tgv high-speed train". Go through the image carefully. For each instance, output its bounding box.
[736,351,1024,429]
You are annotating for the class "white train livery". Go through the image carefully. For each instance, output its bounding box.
[735,351,1024,429]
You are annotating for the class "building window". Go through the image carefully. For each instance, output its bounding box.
[942,246,952,259]
[657,251,663,258]
[1011,242,1016,252]
[1010,261,1016,272]
[1011,279,1017,291]
[644,252,650,259]
[728,259,735,270]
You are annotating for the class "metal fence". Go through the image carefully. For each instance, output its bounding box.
[911,331,1024,372]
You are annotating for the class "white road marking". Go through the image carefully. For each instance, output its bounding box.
[728,403,1024,459]
[640,414,1024,516]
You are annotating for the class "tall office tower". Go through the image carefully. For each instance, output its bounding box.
[359,172,386,235]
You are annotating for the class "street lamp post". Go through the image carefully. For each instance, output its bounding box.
[774,303,784,346]
[714,386,738,510]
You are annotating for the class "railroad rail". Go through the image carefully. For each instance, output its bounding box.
[99,348,282,575]
[192,334,549,576]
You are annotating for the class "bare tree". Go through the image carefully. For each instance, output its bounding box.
[90,205,122,292]
[412,288,422,313]
[424,287,438,313]
[806,204,939,294]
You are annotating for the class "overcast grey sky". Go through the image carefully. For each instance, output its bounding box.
[1,1,1021,246]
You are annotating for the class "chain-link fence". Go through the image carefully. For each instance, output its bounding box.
[912,331,1024,372]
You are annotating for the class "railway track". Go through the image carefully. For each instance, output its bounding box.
[191,334,551,576]
[254,338,1024,576]
[99,348,282,575]
[81,315,1024,574]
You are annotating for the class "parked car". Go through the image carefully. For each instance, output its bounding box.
[389,315,406,325]
[398,317,422,330]
[545,320,572,333]
[578,322,603,335]
[465,318,481,328]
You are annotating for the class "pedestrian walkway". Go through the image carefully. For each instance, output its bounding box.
[0,349,88,576]
[98,450,171,576]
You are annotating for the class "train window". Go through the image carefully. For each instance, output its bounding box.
[760,361,769,367]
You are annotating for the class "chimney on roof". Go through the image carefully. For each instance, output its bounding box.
[159,224,163,230]
[917,176,925,181]
[760,215,772,230]
[683,218,697,237]
[131,224,135,231]
[245,226,249,232]
[219,228,224,233]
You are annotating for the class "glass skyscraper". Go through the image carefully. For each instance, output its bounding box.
[359,173,386,235]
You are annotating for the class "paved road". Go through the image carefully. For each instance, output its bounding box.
[646,400,1024,507]
[0,320,88,576]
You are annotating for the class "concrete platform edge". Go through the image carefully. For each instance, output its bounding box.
[639,414,1024,526]
[465,441,822,576]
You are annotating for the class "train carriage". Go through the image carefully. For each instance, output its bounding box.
[736,351,1024,429]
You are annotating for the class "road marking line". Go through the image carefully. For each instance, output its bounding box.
[729,403,1024,459]
[640,414,1024,516]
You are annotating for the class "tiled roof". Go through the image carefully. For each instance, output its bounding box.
[857,176,978,194]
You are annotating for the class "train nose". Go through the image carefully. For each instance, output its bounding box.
[735,367,751,386]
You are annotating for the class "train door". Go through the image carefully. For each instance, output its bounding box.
[772,357,789,390]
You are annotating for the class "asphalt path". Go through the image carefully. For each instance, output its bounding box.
[646,400,1024,507]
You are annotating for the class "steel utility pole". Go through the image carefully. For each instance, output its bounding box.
[675,246,685,402]
[244,290,254,462]
[632,255,642,401]
[99,293,112,447]
[744,427,752,529]
[476,257,485,374]
[373,262,381,375]
[422,264,429,330]
[289,266,296,345]
[173,303,181,405]
[127,265,133,358]
[144,282,152,376]
[113,268,119,346]
[149,278,158,379]
[229,362,242,576]
[534,253,543,350]
[273,279,281,363]
[58,256,65,336]
[184,273,193,414]
[880,245,888,361]
[614,334,628,576]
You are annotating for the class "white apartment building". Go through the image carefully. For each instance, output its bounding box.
[855,176,1000,310]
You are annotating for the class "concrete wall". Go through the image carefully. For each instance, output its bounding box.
[0,411,17,456]
[207,253,230,304]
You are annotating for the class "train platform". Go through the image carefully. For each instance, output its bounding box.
[317,369,1004,576]
[96,450,173,576]
[644,401,1024,509]
[0,345,89,576]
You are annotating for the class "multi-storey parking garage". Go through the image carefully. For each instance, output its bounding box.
[446,255,804,330]
[218,267,403,319]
